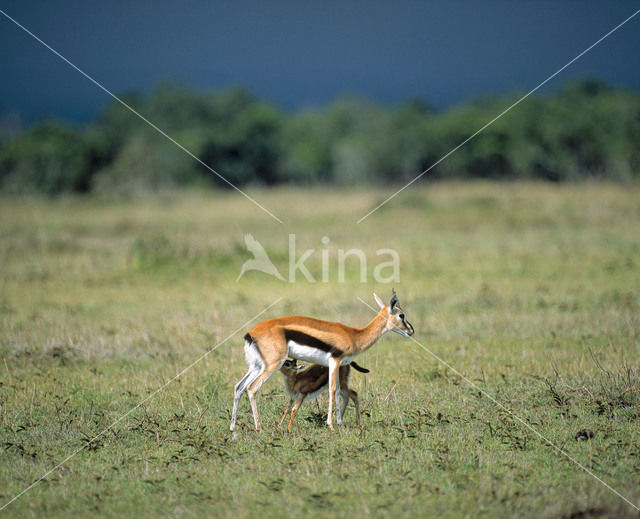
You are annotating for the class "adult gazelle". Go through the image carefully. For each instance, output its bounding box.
[230,290,414,433]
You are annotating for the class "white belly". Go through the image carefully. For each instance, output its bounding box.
[287,341,332,365]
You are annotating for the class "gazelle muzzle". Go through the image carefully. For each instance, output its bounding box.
[392,315,414,338]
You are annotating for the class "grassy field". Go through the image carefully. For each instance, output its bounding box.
[1,182,639,518]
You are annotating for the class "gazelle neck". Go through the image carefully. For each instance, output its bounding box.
[355,309,389,351]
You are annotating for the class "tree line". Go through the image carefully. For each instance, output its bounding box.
[0,78,638,195]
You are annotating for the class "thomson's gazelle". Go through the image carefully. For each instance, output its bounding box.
[278,359,370,430]
[230,290,414,433]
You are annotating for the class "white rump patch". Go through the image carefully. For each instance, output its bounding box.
[244,340,264,372]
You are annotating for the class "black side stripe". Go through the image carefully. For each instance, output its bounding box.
[283,329,344,358]
[244,333,254,344]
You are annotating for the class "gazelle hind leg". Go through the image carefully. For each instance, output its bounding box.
[231,340,265,433]
[230,367,261,432]
[247,362,281,431]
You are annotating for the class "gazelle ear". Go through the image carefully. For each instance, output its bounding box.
[389,289,398,311]
[373,292,385,309]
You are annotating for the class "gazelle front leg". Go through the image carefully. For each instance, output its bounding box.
[338,389,349,423]
[349,389,361,426]
[326,357,340,430]
[278,399,294,429]
[335,378,343,426]
[287,395,306,431]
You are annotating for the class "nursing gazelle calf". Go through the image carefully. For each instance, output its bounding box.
[278,359,370,430]
[230,290,414,433]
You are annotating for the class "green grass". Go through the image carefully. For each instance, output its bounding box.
[1,182,639,518]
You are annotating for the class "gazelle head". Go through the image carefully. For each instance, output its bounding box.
[374,289,414,338]
[281,358,305,375]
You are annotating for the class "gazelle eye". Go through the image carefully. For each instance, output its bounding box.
[398,313,405,320]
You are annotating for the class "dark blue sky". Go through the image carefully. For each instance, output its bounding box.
[1,1,639,124]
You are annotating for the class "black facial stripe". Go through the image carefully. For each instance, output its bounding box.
[403,318,414,332]
[398,315,413,331]
[284,329,344,357]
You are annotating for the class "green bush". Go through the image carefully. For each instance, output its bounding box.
[0,122,90,194]
[1,78,639,194]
